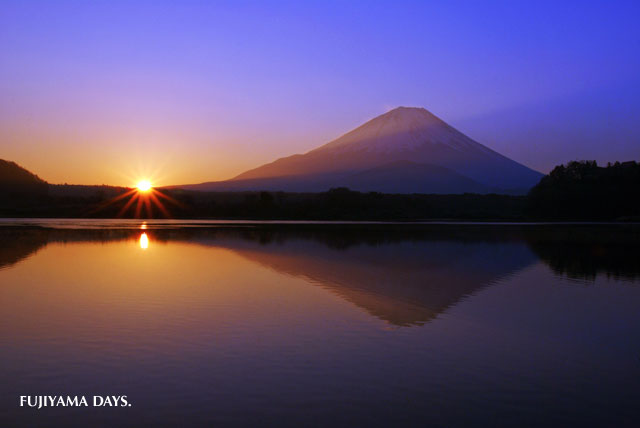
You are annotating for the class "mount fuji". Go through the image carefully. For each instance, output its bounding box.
[182,107,543,194]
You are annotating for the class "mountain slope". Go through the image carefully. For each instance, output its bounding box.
[185,107,543,194]
[341,161,492,194]
[178,161,494,193]
[0,159,48,196]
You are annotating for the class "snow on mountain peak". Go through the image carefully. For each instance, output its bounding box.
[317,106,478,154]
[224,106,542,191]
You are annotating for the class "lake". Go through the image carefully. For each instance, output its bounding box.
[1,220,639,427]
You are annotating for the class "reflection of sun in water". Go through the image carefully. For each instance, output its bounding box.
[139,232,149,249]
[136,180,152,192]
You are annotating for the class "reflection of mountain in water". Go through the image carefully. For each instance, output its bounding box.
[208,236,536,326]
[0,228,136,270]
[0,229,49,270]
[2,224,639,325]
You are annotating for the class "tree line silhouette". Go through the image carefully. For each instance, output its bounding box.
[1,159,639,220]
[527,160,640,220]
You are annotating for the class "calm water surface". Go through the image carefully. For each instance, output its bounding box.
[1,221,639,427]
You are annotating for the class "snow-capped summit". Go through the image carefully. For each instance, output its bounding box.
[186,107,543,194]
[318,107,487,154]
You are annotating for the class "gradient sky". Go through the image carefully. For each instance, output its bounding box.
[1,0,639,186]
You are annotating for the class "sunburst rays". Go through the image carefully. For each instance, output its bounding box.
[90,187,184,218]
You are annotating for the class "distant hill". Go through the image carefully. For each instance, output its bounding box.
[180,107,543,194]
[0,159,48,196]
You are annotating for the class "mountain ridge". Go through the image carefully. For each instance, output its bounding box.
[184,107,542,194]
[0,159,48,196]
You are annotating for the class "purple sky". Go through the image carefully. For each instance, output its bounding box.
[1,0,639,185]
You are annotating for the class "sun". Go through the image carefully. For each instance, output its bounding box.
[92,174,182,218]
[136,180,152,192]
